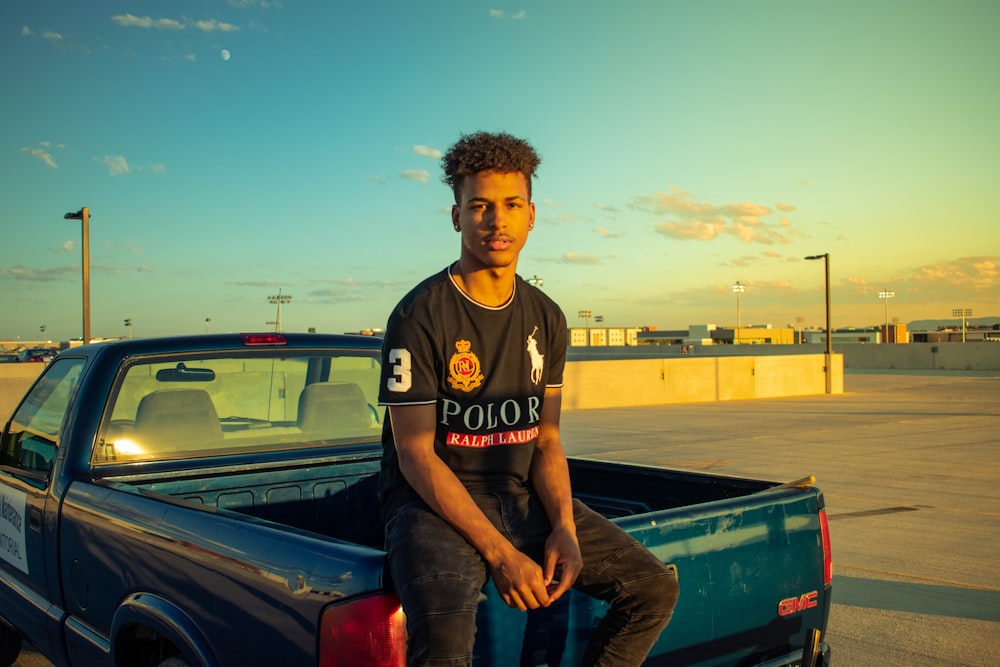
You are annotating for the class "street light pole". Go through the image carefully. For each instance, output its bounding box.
[64,207,91,344]
[878,290,895,343]
[578,309,592,346]
[732,281,745,344]
[805,253,832,394]
[952,308,972,343]
[267,289,292,332]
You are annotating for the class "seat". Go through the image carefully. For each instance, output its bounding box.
[297,382,373,437]
[134,388,224,453]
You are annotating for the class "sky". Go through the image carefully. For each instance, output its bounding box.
[2,0,998,343]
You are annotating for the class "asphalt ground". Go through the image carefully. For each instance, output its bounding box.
[13,370,1000,666]
[557,370,1000,666]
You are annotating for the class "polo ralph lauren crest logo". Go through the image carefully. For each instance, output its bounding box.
[448,340,485,392]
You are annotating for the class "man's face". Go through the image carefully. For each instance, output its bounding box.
[452,170,536,271]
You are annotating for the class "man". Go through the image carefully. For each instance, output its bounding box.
[379,131,678,666]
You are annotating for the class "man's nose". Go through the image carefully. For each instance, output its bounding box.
[486,205,505,229]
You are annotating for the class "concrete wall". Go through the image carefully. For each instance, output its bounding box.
[561,353,842,410]
[839,341,1000,371]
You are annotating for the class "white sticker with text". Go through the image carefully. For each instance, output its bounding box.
[0,484,29,575]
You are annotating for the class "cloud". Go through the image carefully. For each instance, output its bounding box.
[0,265,78,282]
[21,146,58,169]
[400,169,430,183]
[489,9,526,19]
[228,0,282,8]
[192,19,240,33]
[562,252,601,266]
[910,256,999,291]
[112,14,185,30]
[21,26,89,53]
[543,211,581,224]
[96,155,130,176]
[726,254,765,268]
[306,278,409,304]
[637,187,793,245]
[776,202,797,212]
[111,14,238,32]
[414,145,442,159]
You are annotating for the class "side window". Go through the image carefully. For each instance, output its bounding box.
[0,358,85,478]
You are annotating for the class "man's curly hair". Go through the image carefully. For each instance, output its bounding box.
[441,131,541,203]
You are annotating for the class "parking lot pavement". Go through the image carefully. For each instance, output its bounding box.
[559,369,1000,666]
[13,370,999,666]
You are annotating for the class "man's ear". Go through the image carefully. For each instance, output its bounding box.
[452,205,461,232]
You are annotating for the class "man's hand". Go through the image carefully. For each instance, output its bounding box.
[491,548,552,611]
[542,525,582,603]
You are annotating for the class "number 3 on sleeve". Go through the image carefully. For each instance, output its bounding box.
[387,348,412,392]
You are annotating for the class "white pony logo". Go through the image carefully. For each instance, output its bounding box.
[526,326,544,385]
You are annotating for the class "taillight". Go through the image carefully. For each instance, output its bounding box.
[818,509,832,586]
[242,333,287,346]
[319,593,407,667]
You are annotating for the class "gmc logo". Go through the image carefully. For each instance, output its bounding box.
[777,590,818,617]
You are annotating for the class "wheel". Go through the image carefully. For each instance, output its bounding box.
[157,657,192,667]
[0,622,22,667]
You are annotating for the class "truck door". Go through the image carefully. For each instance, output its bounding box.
[0,357,86,655]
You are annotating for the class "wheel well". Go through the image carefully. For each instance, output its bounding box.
[113,624,184,667]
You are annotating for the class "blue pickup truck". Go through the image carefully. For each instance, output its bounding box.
[0,333,831,666]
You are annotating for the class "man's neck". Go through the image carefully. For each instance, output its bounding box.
[450,261,516,307]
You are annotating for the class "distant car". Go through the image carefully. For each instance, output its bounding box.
[0,353,18,363]
[16,348,57,363]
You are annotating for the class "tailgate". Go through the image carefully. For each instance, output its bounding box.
[622,486,831,666]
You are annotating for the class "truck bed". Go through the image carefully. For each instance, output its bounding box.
[99,446,774,547]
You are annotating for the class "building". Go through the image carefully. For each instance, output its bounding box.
[909,325,1000,343]
[569,327,643,347]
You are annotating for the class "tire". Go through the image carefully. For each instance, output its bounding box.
[0,623,22,667]
[157,657,192,667]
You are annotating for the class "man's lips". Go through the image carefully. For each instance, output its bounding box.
[485,236,513,251]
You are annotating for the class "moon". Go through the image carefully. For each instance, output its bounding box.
[220,49,231,61]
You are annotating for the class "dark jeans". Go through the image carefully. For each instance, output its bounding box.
[385,491,679,666]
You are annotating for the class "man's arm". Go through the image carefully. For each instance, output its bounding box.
[388,404,554,610]
[528,387,584,602]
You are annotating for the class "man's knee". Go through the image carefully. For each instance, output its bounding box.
[626,562,679,618]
